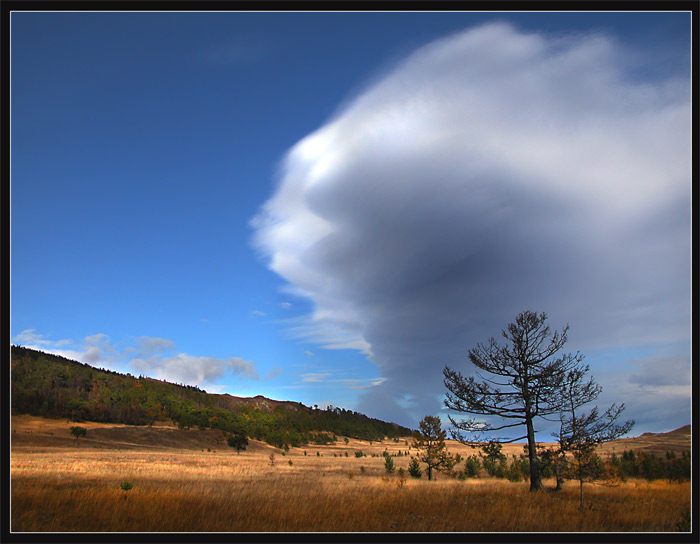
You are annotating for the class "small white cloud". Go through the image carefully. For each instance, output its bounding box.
[280,302,292,309]
[251,310,266,318]
[84,333,109,345]
[304,350,314,357]
[13,329,52,346]
[130,353,259,386]
[264,368,283,380]
[300,372,332,383]
[132,336,175,358]
[13,331,120,370]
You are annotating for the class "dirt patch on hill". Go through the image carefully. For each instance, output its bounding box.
[10,415,271,453]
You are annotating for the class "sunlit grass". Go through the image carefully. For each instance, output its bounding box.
[11,446,690,532]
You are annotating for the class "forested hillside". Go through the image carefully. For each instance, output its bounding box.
[10,346,411,447]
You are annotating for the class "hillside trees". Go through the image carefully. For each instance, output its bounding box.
[443,311,597,491]
[10,345,411,449]
[412,415,454,480]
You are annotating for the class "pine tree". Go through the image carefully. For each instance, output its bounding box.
[408,457,422,478]
[412,415,454,481]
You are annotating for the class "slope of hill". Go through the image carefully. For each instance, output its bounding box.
[10,345,412,447]
[597,424,691,457]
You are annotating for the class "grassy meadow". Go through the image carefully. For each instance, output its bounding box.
[10,416,691,533]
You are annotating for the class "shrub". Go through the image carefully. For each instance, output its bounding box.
[355,450,364,458]
[397,468,407,488]
[120,481,133,491]
[408,457,422,478]
[507,460,523,482]
[384,455,395,474]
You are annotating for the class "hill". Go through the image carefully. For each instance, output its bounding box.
[596,424,691,458]
[10,345,412,448]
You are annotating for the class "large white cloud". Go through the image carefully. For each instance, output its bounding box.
[251,22,690,428]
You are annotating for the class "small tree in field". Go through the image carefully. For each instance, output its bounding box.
[227,433,249,454]
[408,457,422,478]
[480,441,506,476]
[384,454,395,474]
[70,426,87,440]
[554,367,635,508]
[412,415,454,481]
[463,454,481,477]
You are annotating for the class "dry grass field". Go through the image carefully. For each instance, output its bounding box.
[10,415,691,533]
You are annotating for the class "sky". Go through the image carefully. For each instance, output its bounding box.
[10,11,692,439]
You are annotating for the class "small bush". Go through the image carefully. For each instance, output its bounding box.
[70,426,87,440]
[120,481,133,492]
[397,468,407,488]
[384,455,395,474]
[507,460,523,482]
[355,450,364,458]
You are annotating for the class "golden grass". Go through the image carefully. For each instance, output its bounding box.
[11,444,690,532]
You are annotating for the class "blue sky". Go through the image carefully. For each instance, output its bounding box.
[10,11,691,438]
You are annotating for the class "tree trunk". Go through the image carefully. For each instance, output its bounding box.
[427,464,433,481]
[555,469,564,491]
[553,457,564,491]
[526,416,541,491]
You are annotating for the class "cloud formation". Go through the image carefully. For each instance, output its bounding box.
[251,23,690,428]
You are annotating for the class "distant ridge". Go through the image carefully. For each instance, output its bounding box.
[10,345,412,447]
[597,424,690,457]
